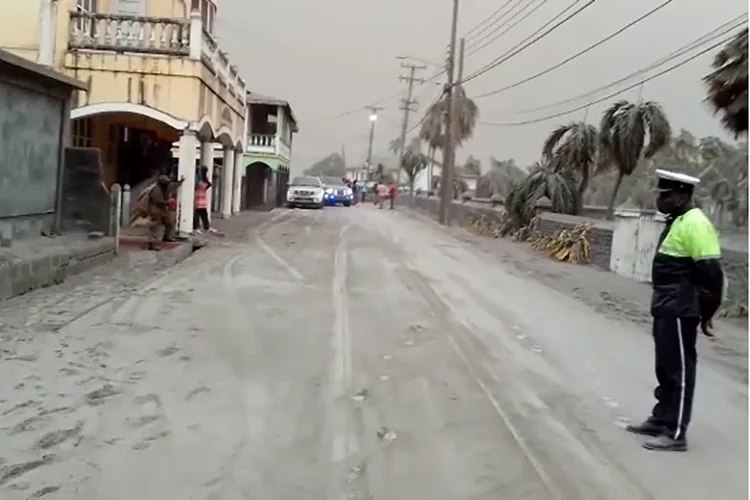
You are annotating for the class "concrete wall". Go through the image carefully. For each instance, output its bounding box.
[0,50,81,242]
[411,195,748,306]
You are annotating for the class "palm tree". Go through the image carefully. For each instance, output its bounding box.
[599,100,672,219]
[542,121,599,213]
[401,145,429,205]
[704,28,748,138]
[505,161,578,228]
[388,137,404,156]
[462,155,482,176]
[419,85,479,190]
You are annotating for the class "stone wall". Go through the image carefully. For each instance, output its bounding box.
[410,195,748,306]
[0,236,116,301]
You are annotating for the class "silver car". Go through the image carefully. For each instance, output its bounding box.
[286,176,325,209]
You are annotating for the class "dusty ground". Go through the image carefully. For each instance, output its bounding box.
[405,208,748,383]
[0,206,746,499]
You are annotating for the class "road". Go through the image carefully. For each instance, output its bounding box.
[0,205,746,499]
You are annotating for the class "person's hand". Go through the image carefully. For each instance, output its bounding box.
[701,318,716,339]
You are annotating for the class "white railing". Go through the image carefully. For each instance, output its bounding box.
[194,16,245,107]
[69,12,190,54]
[247,134,276,151]
[68,11,246,108]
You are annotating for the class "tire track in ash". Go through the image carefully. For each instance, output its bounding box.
[252,209,305,283]
[371,210,653,500]
[325,221,369,500]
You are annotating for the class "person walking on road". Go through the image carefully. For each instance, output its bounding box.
[194,166,211,232]
[626,169,725,452]
[388,182,397,210]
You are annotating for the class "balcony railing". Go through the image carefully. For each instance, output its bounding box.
[67,11,246,107]
[247,134,276,151]
[69,12,190,55]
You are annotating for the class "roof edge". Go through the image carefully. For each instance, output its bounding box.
[0,49,88,91]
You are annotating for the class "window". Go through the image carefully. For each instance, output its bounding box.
[72,118,93,148]
[76,0,97,37]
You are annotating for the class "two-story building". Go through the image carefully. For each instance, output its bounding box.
[242,92,297,209]
[2,0,249,234]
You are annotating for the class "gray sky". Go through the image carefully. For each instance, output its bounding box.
[218,0,746,174]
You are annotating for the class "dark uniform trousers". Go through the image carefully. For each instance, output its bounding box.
[650,316,699,439]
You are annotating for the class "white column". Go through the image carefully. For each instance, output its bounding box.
[177,130,199,234]
[221,146,235,218]
[189,10,202,60]
[200,140,214,223]
[38,0,54,66]
[232,148,243,213]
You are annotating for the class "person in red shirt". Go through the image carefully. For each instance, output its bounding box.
[194,166,211,231]
[388,183,397,209]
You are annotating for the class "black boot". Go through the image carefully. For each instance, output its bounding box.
[643,433,687,452]
[625,419,666,437]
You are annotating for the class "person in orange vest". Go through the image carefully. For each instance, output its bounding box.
[194,166,211,232]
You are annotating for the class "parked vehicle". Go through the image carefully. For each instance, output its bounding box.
[286,176,325,209]
[321,177,354,207]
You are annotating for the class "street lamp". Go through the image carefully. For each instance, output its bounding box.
[366,111,380,179]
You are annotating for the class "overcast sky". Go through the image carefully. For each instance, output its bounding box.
[217,0,746,174]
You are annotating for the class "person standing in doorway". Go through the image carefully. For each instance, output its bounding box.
[626,169,724,452]
[194,166,212,232]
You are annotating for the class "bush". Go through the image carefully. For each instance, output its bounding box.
[490,193,504,208]
[461,192,472,203]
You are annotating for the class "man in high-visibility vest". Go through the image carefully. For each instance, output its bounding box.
[626,169,725,452]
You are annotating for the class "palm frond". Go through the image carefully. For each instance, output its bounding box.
[704,28,749,137]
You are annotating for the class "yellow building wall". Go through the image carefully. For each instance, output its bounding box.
[0,1,40,62]
[63,52,203,123]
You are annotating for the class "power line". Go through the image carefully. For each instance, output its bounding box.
[465,0,529,45]
[478,33,740,127]
[466,0,552,56]
[513,14,747,113]
[463,0,516,40]
[473,0,674,99]
[463,0,598,84]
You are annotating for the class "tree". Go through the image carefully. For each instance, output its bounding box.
[599,100,672,219]
[375,162,385,180]
[304,153,346,177]
[400,142,429,205]
[505,161,578,229]
[419,85,479,175]
[388,137,404,156]
[461,155,482,176]
[704,28,748,138]
[542,121,599,213]
[476,157,525,198]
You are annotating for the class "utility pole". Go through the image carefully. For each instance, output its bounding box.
[438,0,460,225]
[397,62,427,183]
[365,105,384,180]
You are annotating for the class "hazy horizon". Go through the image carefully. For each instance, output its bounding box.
[218,0,747,174]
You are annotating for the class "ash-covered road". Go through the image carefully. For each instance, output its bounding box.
[0,205,746,499]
